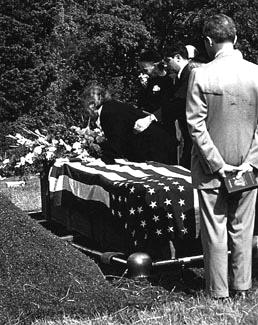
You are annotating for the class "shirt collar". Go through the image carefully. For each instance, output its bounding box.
[96,105,103,129]
[215,48,241,59]
[177,62,188,79]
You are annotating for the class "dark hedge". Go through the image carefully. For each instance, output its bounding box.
[0,193,126,324]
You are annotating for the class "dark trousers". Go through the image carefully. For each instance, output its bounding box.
[177,113,192,169]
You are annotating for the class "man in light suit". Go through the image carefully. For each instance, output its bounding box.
[186,14,258,299]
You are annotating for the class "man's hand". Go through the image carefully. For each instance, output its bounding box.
[218,162,253,179]
[134,115,156,133]
[235,162,253,179]
[218,164,239,178]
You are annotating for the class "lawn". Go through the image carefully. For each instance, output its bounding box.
[1,178,258,325]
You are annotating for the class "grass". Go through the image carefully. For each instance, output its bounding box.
[0,175,41,212]
[1,179,258,325]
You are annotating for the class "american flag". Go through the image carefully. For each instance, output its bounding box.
[49,158,199,250]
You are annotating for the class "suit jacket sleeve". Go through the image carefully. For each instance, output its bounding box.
[100,101,143,160]
[186,68,225,174]
[244,122,258,170]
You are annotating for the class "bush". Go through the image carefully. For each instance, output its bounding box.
[0,193,126,324]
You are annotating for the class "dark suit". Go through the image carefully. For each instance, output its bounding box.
[99,100,177,164]
[137,75,178,152]
[163,64,193,169]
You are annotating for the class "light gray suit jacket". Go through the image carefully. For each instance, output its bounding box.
[186,49,258,189]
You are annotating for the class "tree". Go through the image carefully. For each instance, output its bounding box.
[127,0,258,63]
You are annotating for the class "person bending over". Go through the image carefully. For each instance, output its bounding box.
[83,83,177,165]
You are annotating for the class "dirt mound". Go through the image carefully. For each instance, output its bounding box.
[0,193,126,324]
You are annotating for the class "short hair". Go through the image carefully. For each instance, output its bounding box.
[203,14,236,43]
[139,50,162,63]
[163,43,189,60]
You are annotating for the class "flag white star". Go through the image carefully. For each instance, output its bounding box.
[164,186,170,192]
[164,198,172,206]
[181,227,188,234]
[137,206,143,214]
[166,212,173,219]
[111,194,115,200]
[150,201,157,209]
[129,186,135,193]
[180,213,186,221]
[125,223,128,229]
[179,199,185,206]
[131,230,135,237]
[156,229,162,236]
[111,209,115,215]
[140,220,147,227]
[168,226,174,232]
[153,215,159,222]
[129,207,135,215]
[118,211,122,217]
[118,196,122,202]
[144,234,148,240]
[134,240,137,246]
[178,185,185,192]
[148,188,155,195]
[124,197,127,203]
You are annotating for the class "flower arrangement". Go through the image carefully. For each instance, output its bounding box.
[138,73,149,87]
[0,124,105,177]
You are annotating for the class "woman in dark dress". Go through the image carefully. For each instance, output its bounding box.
[83,84,178,165]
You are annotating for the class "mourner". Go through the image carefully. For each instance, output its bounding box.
[186,14,258,299]
[83,83,177,164]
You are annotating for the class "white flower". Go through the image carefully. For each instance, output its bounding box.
[70,126,81,133]
[138,73,149,86]
[37,136,49,145]
[52,139,59,145]
[77,149,89,160]
[46,151,55,160]
[59,139,71,151]
[25,152,34,164]
[15,133,23,139]
[48,146,57,152]
[3,158,10,165]
[33,146,43,155]
[15,156,26,167]
[24,139,34,147]
[16,137,26,145]
[72,142,81,150]
[152,85,160,92]
[65,144,72,152]
[35,129,44,137]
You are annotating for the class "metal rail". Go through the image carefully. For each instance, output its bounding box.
[28,210,204,278]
